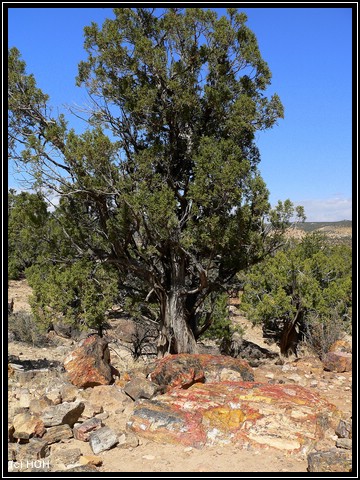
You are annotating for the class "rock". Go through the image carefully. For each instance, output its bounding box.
[79,384,129,416]
[8,444,18,461]
[45,388,62,405]
[117,431,140,449]
[124,376,159,401]
[112,318,137,343]
[128,382,339,451]
[89,426,119,454]
[336,438,352,450]
[79,455,103,466]
[147,354,254,391]
[335,419,352,439]
[17,438,50,461]
[323,351,352,372]
[29,396,53,415]
[42,424,73,444]
[52,320,84,340]
[12,412,46,440]
[197,354,254,382]
[307,450,352,472]
[59,384,79,403]
[52,447,81,466]
[63,335,114,388]
[220,333,278,366]
[329,340,352,353]
[40,401,85,427]
[18,388,31,408]
[148,354,205,391]
[73,417,103,441]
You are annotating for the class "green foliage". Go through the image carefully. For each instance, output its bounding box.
[240,233,352,356]
[8,190,49,279]
[8,9,304,353]
[26,259,118,335]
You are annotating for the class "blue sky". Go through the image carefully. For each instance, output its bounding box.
[7,6,353,221]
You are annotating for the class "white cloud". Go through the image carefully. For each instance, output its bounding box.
[294,196,352,222]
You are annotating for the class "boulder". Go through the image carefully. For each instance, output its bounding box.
[127,382,339,452]
[322,351,352,372]
[63,335,113,388]
[335,418,352,439]
[147,354,254,391]
[148,354,205,391]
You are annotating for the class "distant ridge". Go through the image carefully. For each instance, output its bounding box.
[295,220,352,233]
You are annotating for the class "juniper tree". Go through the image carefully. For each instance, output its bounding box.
[8,8,304,355]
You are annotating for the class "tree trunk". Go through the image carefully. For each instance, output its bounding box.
[157,250,198,357]
[157,291,198,356]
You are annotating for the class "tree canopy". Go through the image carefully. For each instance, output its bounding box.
[8,8,305,355]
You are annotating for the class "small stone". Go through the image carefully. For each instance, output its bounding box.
[89,426,118,454]
[73,417,103,441]
[17,438,50,461]
[323,352,352,373]
[13,412,46,440]
[183,447,193,452]
[79,455,103,466]
[117,431,139,449]
[335,419,352,439]
[124,376,158,401]
[142,454,155,460]
[336,438,352,450]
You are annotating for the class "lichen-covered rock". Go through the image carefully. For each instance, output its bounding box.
[63,335,113,388]
[147,354,254,391]
[322,351,352,372]
[307,449,352,472]
[127,382,339,452]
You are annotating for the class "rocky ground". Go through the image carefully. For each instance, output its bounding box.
[7,280,353,474]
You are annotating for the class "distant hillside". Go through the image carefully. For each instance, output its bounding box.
[288,220,352,246]
[296,220,352,233]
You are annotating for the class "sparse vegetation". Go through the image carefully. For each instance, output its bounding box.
[8,310,51,347]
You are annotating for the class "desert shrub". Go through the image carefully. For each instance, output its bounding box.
[240,233,352,357]
[8,311,51,346]
[303,311,351,359]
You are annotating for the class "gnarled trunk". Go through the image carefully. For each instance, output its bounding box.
[157,249,198,357]
[157,291,198,356]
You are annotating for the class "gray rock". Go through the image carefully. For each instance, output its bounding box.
[89,426,118,454]
[124,376,159,401]
[40,401,85,427]
[336,438,352,450]
[307,450,352,472]
[335,419,352,439]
